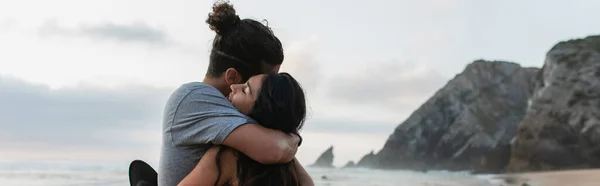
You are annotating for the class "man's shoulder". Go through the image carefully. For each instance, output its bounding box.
[168,82,222,101]
[167,82,238,114]
[175,82,216,95]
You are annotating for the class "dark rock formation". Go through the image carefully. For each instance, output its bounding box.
[342,161,356,168]
[509,35,600,172]
[356,151,377,168]
[311,146,334,168]
[372,60,540,173]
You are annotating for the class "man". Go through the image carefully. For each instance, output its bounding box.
[129,1,313,186]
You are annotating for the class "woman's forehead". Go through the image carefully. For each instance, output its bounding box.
[247,74,266,91]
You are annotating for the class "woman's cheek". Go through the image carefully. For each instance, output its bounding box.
[241,100,254,115]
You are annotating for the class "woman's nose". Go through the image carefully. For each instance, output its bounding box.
[230,84,242,92]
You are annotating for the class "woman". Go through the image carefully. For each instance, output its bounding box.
[178,72,308,186]
[129,1,313,186]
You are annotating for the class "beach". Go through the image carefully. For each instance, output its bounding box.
[1,160,599,186]
[484,169,600,186]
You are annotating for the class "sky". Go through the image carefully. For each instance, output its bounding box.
[1,0,600,168]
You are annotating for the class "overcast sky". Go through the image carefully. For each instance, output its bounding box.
[1,0,599,167]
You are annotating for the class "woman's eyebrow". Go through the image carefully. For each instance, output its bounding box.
[246,82,252,94]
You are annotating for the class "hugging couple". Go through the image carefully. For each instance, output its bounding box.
[128,1,315,186]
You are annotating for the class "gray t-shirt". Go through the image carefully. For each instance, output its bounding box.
[158,82,255,186]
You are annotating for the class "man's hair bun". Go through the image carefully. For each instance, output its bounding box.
[206,1,240,34]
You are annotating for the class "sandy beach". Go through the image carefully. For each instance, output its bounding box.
[485,169,600,186]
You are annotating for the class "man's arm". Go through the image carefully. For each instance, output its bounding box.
[223,124,300,164]
[294,158,315,186]
[170,87,299,165]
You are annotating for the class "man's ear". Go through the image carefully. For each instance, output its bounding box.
[224,68,241,85]
[272,64,281,73]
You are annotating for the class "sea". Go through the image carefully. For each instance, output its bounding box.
[0,160,503,186]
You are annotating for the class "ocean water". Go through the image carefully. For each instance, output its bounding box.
[0,160,498,186]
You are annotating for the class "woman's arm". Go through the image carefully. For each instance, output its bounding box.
[178,146,237,186]
[294,159,315,186]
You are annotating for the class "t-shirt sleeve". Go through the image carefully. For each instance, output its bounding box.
[168,88,255,146]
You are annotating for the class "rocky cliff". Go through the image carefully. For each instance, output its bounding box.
[311,146,335,168]
[356,151,377,167]
[509,35,600,172]
[367,60,539,173]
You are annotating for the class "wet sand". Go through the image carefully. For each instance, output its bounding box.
[486,169,600,186]
[308,167,600,186]
[306,167,600,186]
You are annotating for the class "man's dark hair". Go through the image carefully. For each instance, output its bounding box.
[205,1,284,82]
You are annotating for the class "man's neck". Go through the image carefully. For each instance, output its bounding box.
[202,76,230,96]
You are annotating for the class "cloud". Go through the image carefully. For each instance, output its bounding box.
[0,18,15,31]
[38,19,171,46]
[0,75,171,150]
[324,61,447,111]
[279,36,323,92]
[422,0,464,16]
[301,117,395,135]
[81,22,168,44]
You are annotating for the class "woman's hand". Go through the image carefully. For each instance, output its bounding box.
[178,146,237,186]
